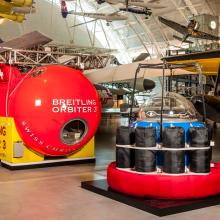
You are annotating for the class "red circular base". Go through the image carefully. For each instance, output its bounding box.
[107,162,220,199]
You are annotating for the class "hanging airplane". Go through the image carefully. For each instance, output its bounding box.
[60,0,71,18]
[96,0,165,16]
[158,16,220,43]
[60,0,128,26]
[0,0,35,22]
[68,11,128,22]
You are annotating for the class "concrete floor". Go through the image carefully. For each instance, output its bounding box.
[0,116,220,220]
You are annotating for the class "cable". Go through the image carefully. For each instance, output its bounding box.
[195,63,207,122]
[9,66,35,98]
[129,65,140,124]
[5,65,12,118]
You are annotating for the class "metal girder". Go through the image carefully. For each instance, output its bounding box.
[119,32,146,40]
[44,44,115,55]
[204,0,215,15]
[0,47,114,70]
[182,0,198,16]
[133,15,162,57]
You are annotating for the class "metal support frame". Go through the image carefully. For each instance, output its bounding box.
[129,65,140,123]
[182,0,198,16]
[170,0,188,22]
[134,15,162,57]
[168,69,173,92]
[129,62,205,125]
[192,63,207,122]
[0,46,114,70]
[127,21,151,55]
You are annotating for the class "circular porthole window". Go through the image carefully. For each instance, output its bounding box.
[60,119,88,145]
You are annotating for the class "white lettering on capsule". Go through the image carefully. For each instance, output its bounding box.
[52,99,97,113]
[22,121,44,145]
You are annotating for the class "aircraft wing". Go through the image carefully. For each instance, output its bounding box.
[164,50,220,75]
[192,30,220,41]
[84,58,193,84]
[158,16,188,35]
[0,31,52,53]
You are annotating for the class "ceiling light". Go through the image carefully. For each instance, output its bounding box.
[209,20,217,30]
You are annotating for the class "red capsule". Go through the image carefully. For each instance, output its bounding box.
[6,65,101,156]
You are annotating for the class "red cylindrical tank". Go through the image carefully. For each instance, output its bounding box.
[0,64,101,156]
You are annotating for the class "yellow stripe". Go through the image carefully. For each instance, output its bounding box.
[8,0,33,7]
[168,58,220,75]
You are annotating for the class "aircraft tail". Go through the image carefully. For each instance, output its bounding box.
[173,35,193,44]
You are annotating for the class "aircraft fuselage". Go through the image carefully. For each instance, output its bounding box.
[107,0,149,7]
[72,12,127,21]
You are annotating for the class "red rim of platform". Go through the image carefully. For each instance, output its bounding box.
[107,162,220,199]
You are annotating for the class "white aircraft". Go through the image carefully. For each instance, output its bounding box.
[60,0,127,26]
[96,0,165,15]
[68,11,128,22]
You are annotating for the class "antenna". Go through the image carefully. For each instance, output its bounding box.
[159,60,166,142]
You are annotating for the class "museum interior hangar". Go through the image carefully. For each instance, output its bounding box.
[0,0,220,219]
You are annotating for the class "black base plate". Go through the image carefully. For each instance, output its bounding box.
[1,158,95,170]
[81,179,220,217]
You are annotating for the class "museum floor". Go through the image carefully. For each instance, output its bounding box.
[0,116,220,220]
